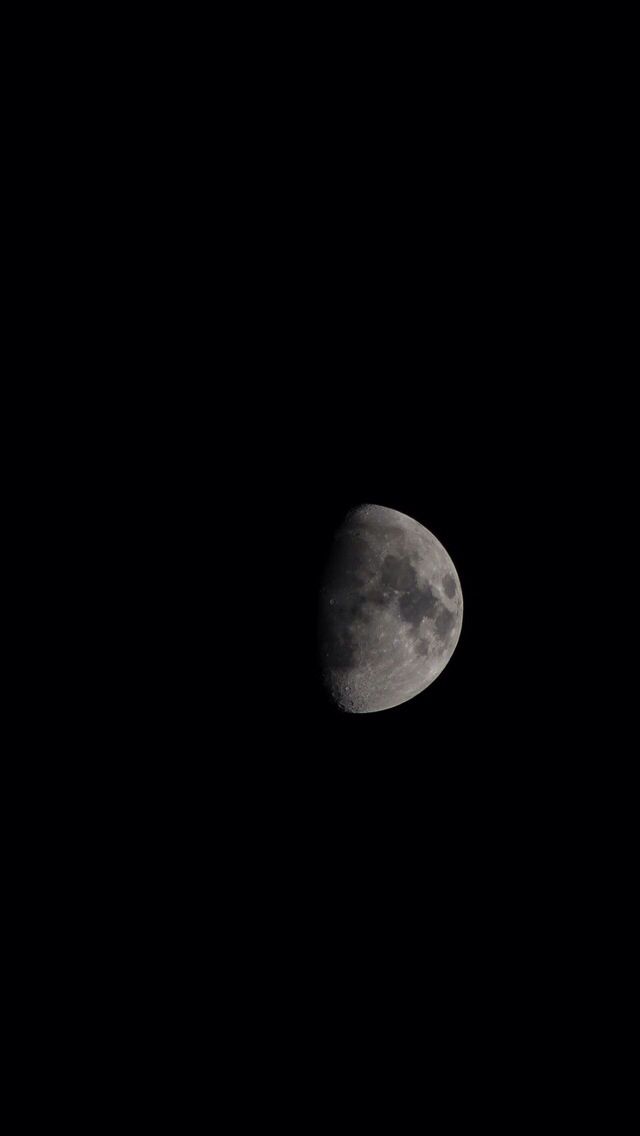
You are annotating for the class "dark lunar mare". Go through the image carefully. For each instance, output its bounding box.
[380,555,417,592]
[320,530,453,668]
[398,584,439,629]
[442,574,456,598]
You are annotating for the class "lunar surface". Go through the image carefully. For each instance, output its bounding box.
[319,504,463,713]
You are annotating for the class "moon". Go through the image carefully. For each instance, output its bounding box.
[319,504,463,713]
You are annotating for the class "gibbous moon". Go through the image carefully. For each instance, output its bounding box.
[319,504,463,713]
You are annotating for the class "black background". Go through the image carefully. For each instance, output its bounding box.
[160,113,629,1053]
[193,339,602,1023]
[185,362,625,1091]
[82,36,632,1097]
[13,14,635,1118]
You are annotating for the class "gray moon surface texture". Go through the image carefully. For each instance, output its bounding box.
[319,504,463,713]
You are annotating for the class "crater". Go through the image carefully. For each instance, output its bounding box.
[442,573,456,599]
